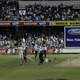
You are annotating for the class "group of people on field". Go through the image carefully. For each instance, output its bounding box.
[18,44,47,64]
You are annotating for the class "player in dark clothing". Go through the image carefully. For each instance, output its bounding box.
[43,45,47,59]
[38,46,45,64]
[34,44,38,59]
[39,50,44,64]
[35,50,38,59]
[23,47,28,63]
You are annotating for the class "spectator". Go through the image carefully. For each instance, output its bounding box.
[0,0,80,21]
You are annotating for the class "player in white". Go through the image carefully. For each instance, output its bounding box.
[18,46,25,64]
[19,42,27,64]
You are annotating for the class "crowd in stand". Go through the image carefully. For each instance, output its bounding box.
[0,32,64,49]
[0,0,19,21]
[0,0,80,21]
[0,34,17,48]
[20,33,64,49]
[23,4,80,21]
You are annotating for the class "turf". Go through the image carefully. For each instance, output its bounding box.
[0,54,80,80]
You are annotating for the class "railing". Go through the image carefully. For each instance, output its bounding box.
[0,21,80,26]
[20,0,75,1]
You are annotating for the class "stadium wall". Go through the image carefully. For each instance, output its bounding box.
[19,1,80,8]
[0,48,80,55]
[60,48,80,53]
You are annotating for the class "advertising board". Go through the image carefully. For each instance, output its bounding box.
[64,27,80,48]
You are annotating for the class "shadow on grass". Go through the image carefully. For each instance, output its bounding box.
[56,78,68,80]
[36,78,68,80]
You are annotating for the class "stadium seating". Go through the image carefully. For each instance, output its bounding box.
[0,29,64,49]
[0,0,80,21]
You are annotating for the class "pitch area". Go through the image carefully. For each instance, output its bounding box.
[0,54,80,80]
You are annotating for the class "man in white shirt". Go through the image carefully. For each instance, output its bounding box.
[18,46,24,64]
[18,46,27,64]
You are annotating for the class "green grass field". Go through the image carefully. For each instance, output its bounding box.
[0,54,80,80]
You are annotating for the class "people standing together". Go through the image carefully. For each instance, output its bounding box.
[18,43,47,65]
